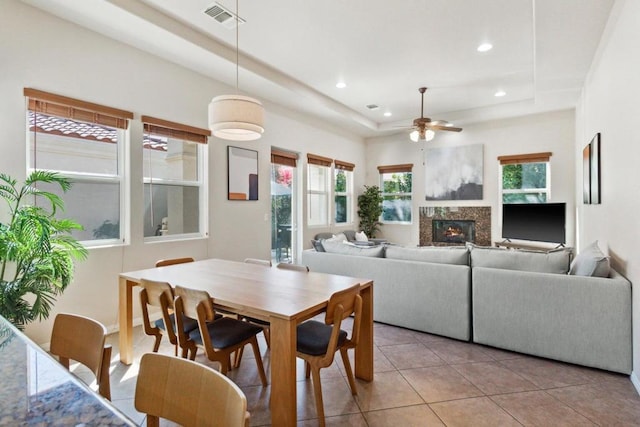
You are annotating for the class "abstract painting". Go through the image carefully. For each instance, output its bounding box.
[425,144,483,200]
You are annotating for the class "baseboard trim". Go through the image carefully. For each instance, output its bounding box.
[631,371,640,396]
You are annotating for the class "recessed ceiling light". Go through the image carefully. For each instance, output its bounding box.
[494,90,506,97]
[384,112,392,117]
[336,81,347,89]
[477,43,493,52]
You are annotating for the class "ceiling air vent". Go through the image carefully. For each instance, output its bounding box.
[366,104,380,110]
[204,3,245,29]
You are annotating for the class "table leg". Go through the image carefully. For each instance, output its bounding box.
[269,316,297,426]
[355,282,374,381]
[118,277,134,365]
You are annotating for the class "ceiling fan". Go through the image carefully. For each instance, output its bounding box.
[406,87,462,142]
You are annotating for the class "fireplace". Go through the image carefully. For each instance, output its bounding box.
[432,220,475,244]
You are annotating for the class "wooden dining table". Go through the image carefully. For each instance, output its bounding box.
[118,258,373,426]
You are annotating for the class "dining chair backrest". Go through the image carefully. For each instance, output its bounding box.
[155,257,195,267]
[139,279,176,351]
[325,284,362,345]
[135,353,249,427]
[276,263,309,272]
[243,258,272,267]
[50,313,112,400]
[174,285,216,324]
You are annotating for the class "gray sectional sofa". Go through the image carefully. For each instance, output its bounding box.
[301,240,632,374]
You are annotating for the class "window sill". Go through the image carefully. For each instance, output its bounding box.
[143,233,208,244]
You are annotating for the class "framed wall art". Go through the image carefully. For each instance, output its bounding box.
[590,133,601,204]
[582,143,591,204]
[583,133,601,205]
[228,146,258,201]
[424,144,483,200]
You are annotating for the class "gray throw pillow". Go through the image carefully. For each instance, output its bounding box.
[311,239,325,252]
[569,240,610,277]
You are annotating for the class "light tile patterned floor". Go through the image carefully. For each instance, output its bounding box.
[95,322,640,426]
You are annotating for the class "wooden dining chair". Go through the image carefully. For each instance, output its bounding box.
[276,262,310,272]
[155,257,195,267]
[173,286,268,386]
[243,258,272,267]
[296,284,362,427]
[139,278,202,358]
[135,353,249,427]
[50,313,112,400]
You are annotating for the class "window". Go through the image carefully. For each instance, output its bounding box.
[142,116,209,240]
[334,160,354,224]
[498,152,551,203]
[25,88,132,245]
[307,154,332,227]
[378,164,413,223]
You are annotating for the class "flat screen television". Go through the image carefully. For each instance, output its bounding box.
[502,202,566,244]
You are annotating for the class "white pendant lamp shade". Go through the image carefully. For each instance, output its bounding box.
[208,94,265,141]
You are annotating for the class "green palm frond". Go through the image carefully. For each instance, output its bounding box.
[0,171,85,329]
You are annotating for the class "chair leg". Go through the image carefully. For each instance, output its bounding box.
[220,356,230,375]
[340,348,358,395]
[250,337,268,387]
[146,415,160,427]
[152,333,162,353]
[263,327,271,348]
[310,367,326,427]
[98,345,112,400]
[234,347,244,368]
[305,361,311,378]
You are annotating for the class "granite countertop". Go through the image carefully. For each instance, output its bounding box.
[0,318,135,426]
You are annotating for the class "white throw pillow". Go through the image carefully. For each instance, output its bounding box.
[355,231,368,242]
[328,233,348,243]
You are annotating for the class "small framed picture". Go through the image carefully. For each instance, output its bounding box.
[227,146,258,201]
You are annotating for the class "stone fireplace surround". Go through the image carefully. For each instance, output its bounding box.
[419,206,491,246]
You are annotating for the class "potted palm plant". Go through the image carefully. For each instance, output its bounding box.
[357,185,383,238]
[0,171,87,329]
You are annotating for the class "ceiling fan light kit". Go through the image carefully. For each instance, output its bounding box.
[208,0,265,141]
[407,87,462,142]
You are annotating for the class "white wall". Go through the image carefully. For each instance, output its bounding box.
[366,109,576,247]
[575,0,640,387]
[0,0,365,343]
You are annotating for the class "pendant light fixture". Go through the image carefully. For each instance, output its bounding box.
[208,0,264,141]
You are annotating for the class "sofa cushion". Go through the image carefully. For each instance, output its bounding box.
[314,232,334,240]
[385,246,469,265]
[343,230,357,241]
[321,239,385,257]
[311,239,325,252]
[569,240,610,277]
[470,245,573,274]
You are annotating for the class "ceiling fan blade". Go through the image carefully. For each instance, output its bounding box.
[426,124,463,132]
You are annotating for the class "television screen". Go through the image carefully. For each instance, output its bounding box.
[502,203,566,244]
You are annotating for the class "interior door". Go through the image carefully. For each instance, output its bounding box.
[271,157,297,264]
